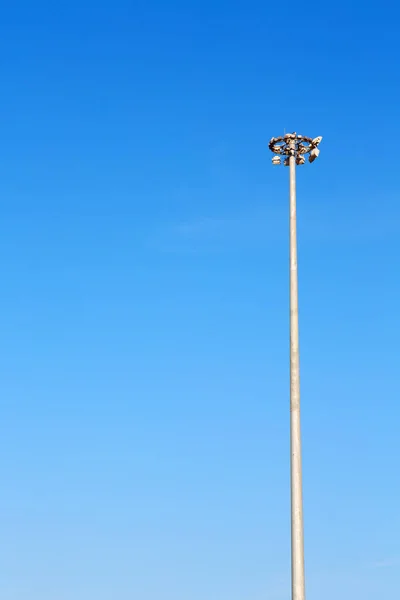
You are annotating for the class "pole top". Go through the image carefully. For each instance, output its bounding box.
[269,134,323,165]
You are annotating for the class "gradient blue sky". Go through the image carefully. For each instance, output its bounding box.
[0,2,399,599]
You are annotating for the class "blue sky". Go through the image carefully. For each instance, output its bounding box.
[0,2,399,599]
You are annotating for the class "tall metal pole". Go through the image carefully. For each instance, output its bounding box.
[289,146,305,600]
[269,132,322,600]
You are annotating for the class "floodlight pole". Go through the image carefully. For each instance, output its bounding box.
[268,133,322,600]
[288,141,305,600]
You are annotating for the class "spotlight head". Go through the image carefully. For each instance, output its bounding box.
[309,148,320,163]
[296,156,306,165]
[283,157,290,166]
[312,136,323,147]
[272,156,281,165]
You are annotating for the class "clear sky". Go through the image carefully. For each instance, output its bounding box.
[0,2,399,599]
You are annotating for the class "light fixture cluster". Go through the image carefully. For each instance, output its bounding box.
[269,133,322,166]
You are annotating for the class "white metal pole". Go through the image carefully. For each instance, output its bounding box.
[289,148,305,600]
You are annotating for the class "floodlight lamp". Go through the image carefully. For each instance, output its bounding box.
[309,148,320,163]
